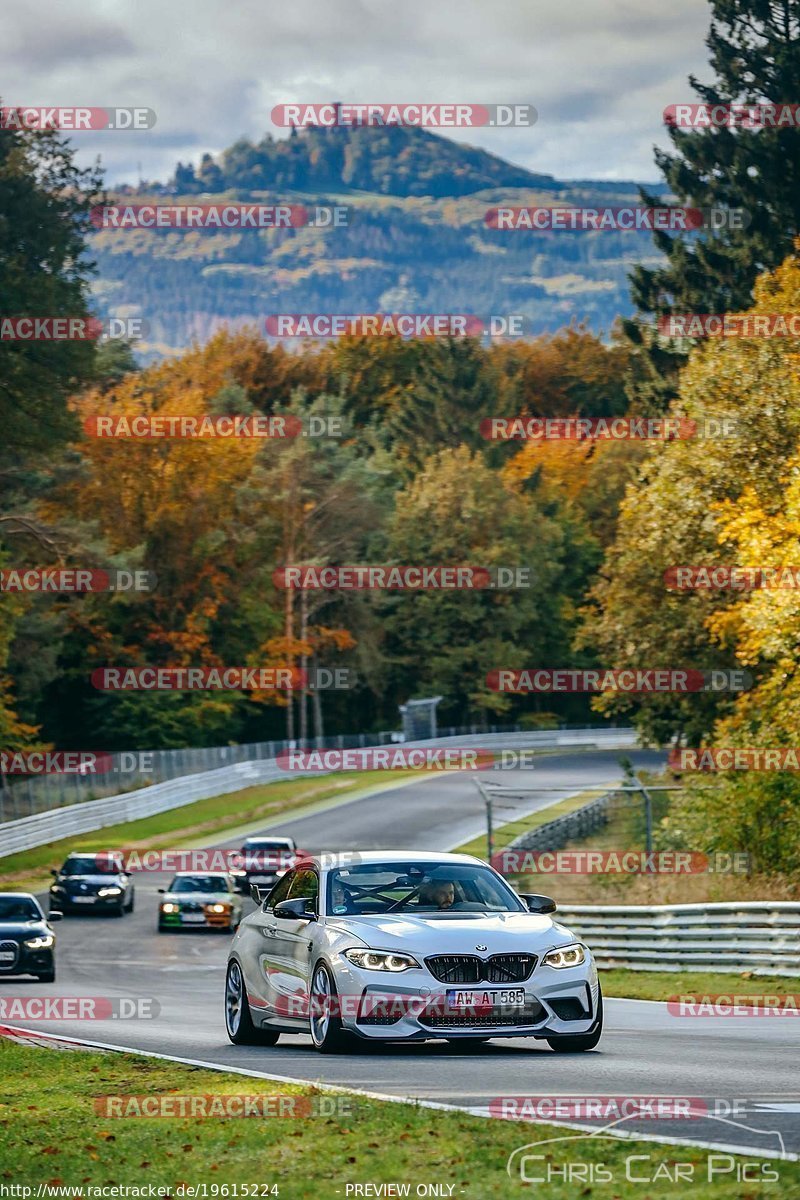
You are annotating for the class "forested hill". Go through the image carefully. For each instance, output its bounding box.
[92,124,665,357]
[169,122,564,198]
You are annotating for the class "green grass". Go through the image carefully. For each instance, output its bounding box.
[0,1039,794,1198]
[0,769,426,892]
[598,968,800,1002]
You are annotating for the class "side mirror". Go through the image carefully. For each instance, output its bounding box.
[157,888,165,894]
[274,897,316,922]
[48,911,63,922]
[250,883,270,904]
[50,869,59,878]
[520,893,557,914]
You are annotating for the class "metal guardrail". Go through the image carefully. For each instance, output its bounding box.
[0,758,294,859]
[505,790,612,852]
[557,902,800,977]
[0,727,637,858]
[0,721,629,822]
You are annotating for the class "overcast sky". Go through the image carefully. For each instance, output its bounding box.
[2,0,713,186]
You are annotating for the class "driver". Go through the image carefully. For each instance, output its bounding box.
[418,879,456,909]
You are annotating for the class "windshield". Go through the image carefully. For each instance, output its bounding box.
[170,875,229,893]
[243,840,294,851]
[61,856,118,876]
[0,896,41,921]
[326,861,524,915]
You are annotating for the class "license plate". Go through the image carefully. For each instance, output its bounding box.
[72,896,95,904]
[251,876,274,884]
[181,913,206,924]
[446,987,525,1009]
[0,951,16,962]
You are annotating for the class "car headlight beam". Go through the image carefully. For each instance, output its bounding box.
[542,943,585,969]
[160,903,179,913]
[24,935,55,950]
[343,948,420,972]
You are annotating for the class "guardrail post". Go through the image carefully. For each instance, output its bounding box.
[633,774,654,862]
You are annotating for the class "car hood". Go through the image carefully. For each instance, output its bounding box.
[163,892,235,904]
[327,911,576,952]
[0,920,49,938]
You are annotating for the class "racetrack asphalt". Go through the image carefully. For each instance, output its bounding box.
[2,748,798,1160]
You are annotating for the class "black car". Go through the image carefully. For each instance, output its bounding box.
[229,836,297,894]
[49,852,135,916]
[0,893,61,982]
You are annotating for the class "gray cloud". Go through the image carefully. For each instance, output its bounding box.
[1,0,713,185]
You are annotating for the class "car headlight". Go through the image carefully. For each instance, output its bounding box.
[98,886,122,897]
[161,903,179,913]
[24,935,54,950]
[343,948,420,972]
[230,869,246,877]
[209,903,229,913]
[275,869,288,878]
[542,943,585,969]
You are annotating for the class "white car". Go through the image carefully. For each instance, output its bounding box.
[224,851,602,1053]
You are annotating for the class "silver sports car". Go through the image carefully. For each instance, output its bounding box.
[224,851,602,1053]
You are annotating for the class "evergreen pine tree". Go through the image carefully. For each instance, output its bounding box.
[626,0,800,408]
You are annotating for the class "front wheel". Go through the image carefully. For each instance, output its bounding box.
[225,959,279,1046]
[546,990,603,1053]
[309,962,351,1053]
[126,891,135,913]
[36,970,56,983]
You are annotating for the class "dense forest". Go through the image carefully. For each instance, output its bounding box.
[90,124,667,354]
[3,0,800,874]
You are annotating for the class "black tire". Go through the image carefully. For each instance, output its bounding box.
[546,989,603,1053]
[224,959,280,1046]
[111,903,125,917]
[309,961,351,1053]
[36,970,56,983]
[126,891,135,913]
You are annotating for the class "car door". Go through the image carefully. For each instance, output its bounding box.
[241,870,295,1016]
[269,867,320,1019]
